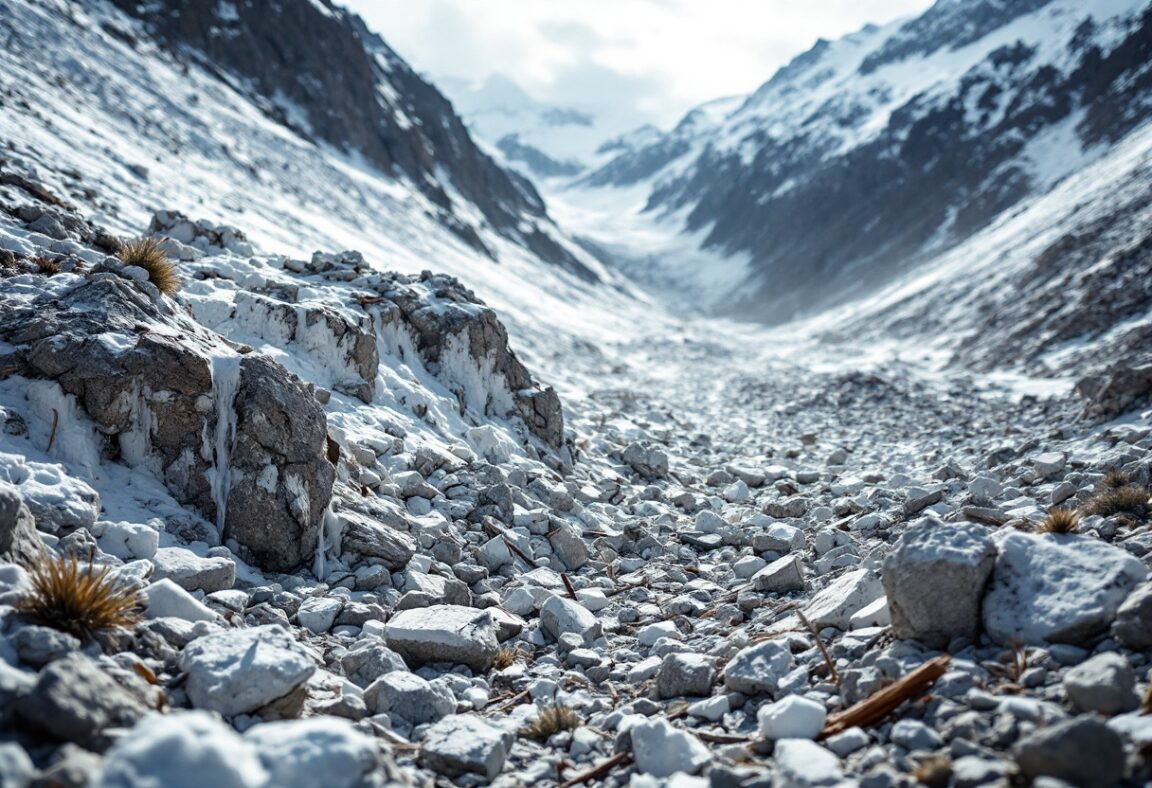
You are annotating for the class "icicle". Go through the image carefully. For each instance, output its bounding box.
[209,354,242,537]
[313,505,337,580]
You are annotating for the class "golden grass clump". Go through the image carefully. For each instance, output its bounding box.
[493,647,518,670]
[119,236,180,295]
[32,256,60,276]
[520,704,581,741]
[1037,507,1080,535]
[1103,469,1130,489]
[17,552,141,640]
[1083,484,1152,519]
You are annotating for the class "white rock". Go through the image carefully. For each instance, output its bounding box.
[1033,452,1067,479]
[97,521,158,560]
[824,727,870,757]
[540,595,601,644]
[983,532,1146,646]
[144,579,217,623]
[151,547,235,592]
[802,569,883,629]
[385,604,499,670]
[180,625,315,716]
[96,711,267,787]
[968,476,1002,501]
[631,719,711,778]
[758,695,827,740]
[734,555,767,579]
[576,588,611,612]
[849,597,890,630]
[773,739,843,787]
[723,640,793,695]
[751,555,807,593]
[638,620,680,646]
[296,597,343,634]
[687,695,729,721]
[419,714,512,781]
[244,718,382,788]
[0,742,34,788]
[1063,652,1138,714]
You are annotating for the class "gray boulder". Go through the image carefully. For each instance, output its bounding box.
[1013,716,1124,787]
[656,653,716,699]
[1112,580,1152,650]
[363,671,454,724]
[419,714,512,781]
[339,511,416,570]
[384,605,499,671]
[882,519,997,648]
[150,547,235,593]
[540,595,601,644]
[722,640,792,696]
[983,532,1146,646]
[1062,652,1138,714]
[0,482,41,565]
[15,654,148,751]
[0,275,335,573]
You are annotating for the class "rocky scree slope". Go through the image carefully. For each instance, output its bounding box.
[2,164,1152,786]
[581,0,1152,320]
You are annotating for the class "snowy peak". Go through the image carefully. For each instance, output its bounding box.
[579,0,1152,321]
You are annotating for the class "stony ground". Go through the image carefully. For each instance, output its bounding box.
[1,171,1152,788]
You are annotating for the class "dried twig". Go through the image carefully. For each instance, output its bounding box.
[697,731,752,744]
[561,573,578,600]
[489,690,530,714]
[798,610,839,686]
[821,655,950,737]
[559,752,632,788]
[46,407,59,451]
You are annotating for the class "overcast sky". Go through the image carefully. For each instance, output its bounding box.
[342,1,934,131]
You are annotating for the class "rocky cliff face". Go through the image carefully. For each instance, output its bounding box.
[584,0,1152,321]
[105,0,597,281]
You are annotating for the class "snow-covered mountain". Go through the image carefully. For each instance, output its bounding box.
[437,74,617,182]
[572,0,1152,322]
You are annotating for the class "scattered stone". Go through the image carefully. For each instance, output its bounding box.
[385,605,499,670]
[757,695,826,740]
[656,653,716,699]
[751,554,807,593]
[1112,580,1152,650]
[630,719,711,778]
[803,569,883,629]
[982,532,1146,645]
[363,671,454,724]
[419,714,511,781]
[1013,716,1124,787]
[540,595,602,645]
[1062,652,1138,714]
[723,640,792,696]
[882,519,996,648]
[180,625,315,716]
[773,739,843,787]
[151,547,235,592]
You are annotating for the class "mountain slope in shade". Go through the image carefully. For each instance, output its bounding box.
[576,0,1152,321]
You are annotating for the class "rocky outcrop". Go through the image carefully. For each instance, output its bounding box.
[0,273,334,572]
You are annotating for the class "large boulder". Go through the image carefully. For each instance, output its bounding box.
[0,481,42,564]
[0,274,334,572]
[882,519,997,648]
[982,532,1146,646]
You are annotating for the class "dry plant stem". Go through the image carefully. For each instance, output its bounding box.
[821,655,951,737]
[560,752,632,788]
[798,610,839,685]
[47,408,59,451]
[561,573,578,600]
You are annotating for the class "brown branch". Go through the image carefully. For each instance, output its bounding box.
[798,610,839,686]
[821,655,951,738]
[489,690,529,714]
[697,731,753,744]
[559,752,632,788]
[561,573,578,600]
[46,408,59,451]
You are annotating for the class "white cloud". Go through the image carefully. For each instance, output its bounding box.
[341,0,933,132]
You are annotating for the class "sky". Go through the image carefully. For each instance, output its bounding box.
[342,0,934,133]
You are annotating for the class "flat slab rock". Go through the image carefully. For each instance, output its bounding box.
[179,625,316,717]
[419,714,512,781]
[982,532,1146,646]
[384,604,499,671]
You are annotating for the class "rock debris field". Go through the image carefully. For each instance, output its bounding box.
[2,173,1152,788]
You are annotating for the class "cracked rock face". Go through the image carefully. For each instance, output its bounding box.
[0,274,334,572]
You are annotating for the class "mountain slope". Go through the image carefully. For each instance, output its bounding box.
[576,0,1152,321]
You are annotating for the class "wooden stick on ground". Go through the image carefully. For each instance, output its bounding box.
[798,610,839,686]
[559,752,632,788]
[46,408,59,451]
[820,655,951,738]
[561,572,579,600]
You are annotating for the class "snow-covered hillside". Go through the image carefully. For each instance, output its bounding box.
[569,0,1152,322]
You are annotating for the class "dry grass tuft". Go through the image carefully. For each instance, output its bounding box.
[493,647,518,670]
[1038,507,1080,535]
[32,256,60,276]
[119,237,180,295]
[912,755,953,788]
[1103,469,1131,489]
[1084,484,1152,519]
[17,551,142,640]
[520,704,581,741]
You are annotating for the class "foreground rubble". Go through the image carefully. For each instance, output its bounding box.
[1,172,1152,787]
